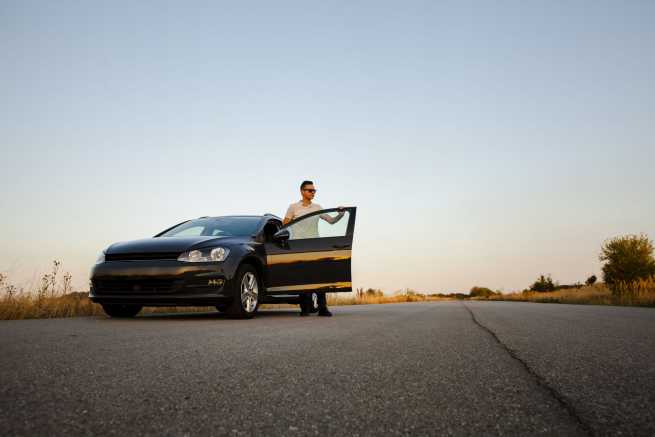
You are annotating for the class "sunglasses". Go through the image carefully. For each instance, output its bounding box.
[303,189,317,193]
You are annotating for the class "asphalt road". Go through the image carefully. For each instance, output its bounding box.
[1,302,654,436]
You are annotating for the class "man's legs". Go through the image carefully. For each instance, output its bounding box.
[317,292,332,316]
[299,293,310,316]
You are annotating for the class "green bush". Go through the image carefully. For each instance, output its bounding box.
[469,286,496,298]
[585,275,597,286]
[600,234,655,291]
[530,275,556,292]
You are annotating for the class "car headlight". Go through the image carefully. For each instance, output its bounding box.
[95,250,106,264]
[178,247,230,262]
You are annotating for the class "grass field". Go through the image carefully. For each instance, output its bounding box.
[479,280,655,307]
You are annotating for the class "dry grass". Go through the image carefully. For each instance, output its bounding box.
[327,291,445,306]
[481,279,655,307]
[610,277,655,306]
[0,261,104,320]
[0,291,105,320]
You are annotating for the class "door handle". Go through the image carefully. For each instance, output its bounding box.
[332,244,351,249]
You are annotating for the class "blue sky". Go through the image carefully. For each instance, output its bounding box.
[1,1,654,292]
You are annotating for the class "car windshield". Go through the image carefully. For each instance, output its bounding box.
[158,217,261,238]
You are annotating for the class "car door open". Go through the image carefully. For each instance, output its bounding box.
[264,207,356,294]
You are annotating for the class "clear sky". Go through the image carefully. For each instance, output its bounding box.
[1,1,654,293]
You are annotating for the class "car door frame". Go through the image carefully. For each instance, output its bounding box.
[263,207,357,294]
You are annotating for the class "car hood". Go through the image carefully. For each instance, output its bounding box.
[106,236,248,255]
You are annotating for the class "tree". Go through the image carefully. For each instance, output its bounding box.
[469,286,496,298]
[585,275,597,286]
[530,275,556,292]
[600,234,655,288]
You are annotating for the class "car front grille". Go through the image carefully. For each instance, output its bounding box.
[93,278,180,294]
[105,252,180,261]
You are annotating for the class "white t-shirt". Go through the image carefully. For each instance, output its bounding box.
[285,201,322,239]
[285,201,322,221]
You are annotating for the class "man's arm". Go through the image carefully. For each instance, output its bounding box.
[283,204,294,226]
[319,207,345,224]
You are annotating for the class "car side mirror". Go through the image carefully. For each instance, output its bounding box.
[273,229,290,242]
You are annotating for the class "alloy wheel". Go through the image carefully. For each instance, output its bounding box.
[241,272,258,313]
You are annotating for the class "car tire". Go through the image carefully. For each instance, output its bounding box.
[226,264,260,319]
[102,304,142,318]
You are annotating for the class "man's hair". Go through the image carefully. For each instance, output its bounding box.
[300,180,314,190]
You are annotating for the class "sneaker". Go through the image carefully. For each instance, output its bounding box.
[318,309,333,317]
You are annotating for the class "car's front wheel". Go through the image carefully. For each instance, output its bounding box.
[226,264,260,319]
[102,304,142,318]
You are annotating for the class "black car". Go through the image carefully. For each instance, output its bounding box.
[90,207,356,318]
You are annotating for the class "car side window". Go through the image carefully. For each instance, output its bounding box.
[172,225,204,236]
[287,210,350,240]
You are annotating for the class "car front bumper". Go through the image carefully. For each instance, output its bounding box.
[89,260,237,306]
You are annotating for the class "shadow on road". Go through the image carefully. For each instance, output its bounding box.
[122,309,303,321]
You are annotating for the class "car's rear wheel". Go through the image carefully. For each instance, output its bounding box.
[102,304,142,318]
[226,265,260,319]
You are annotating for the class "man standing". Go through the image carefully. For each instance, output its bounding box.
[284,180,344,317]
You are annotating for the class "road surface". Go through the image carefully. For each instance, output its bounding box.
[1,301,654,436]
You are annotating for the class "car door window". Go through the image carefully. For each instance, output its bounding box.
[171,225,204,236]
[287,210,350,240]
